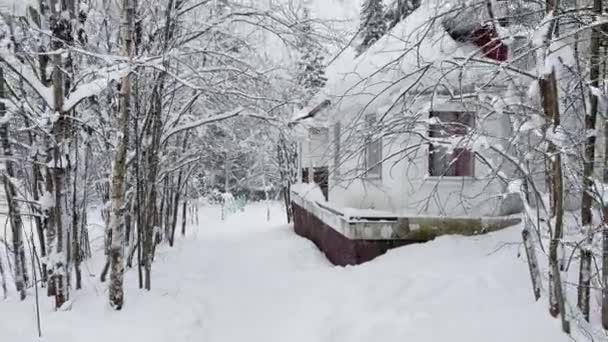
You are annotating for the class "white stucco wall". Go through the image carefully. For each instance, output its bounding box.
[322,95,521,217]
[300,127,331,172]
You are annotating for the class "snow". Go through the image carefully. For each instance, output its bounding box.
[292,182,327,203]
[62,64,132,112]
[161,107,244,142]
[0,202,577,341]
[0,41,54,108]
[532,12,554,48]
[295,0,533,133]
[0,0,34,17]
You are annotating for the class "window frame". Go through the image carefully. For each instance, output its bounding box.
[427,110,475,178]
[364,114,383,180]
[333,122,341,179]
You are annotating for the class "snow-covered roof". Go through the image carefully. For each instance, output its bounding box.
[0,0,35,17]
[312,0,526,123]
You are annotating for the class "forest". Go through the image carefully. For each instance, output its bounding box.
[1,0,608,341]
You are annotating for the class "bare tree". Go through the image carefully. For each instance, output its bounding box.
[0,67,28,300]
[108,0,135,310]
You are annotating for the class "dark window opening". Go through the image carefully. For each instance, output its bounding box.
[301,166,329,200]
[428,111,475,177]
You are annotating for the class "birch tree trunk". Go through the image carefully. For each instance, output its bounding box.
[0,67,28,300]
[108,0,134,310]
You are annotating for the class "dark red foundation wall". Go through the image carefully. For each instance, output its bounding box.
[292,203,412,266]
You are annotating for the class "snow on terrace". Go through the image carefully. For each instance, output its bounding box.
[1,202,574,341]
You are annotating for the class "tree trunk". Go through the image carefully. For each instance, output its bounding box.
[72,129,82,290]
[25,124,47,284]
[161,176,170,242]
[602,51,608,330]
[170,134,189,245]
[47,0,76,309]
[44,166,56,298]
[80,136,92,260]
[277,133,297,223]
[0,67,27,300]
[109,0,134,310]
[602,204,608,329]
[537,0,569,332]
[181,190,188,236]
[540,68,570,333]
[523,220,542,301]
[142,84,163,291]
[133,69,143,288]
[578,0,603,322]
[0,249,6,299]
[141,0,181,290]
[98,174,111,282]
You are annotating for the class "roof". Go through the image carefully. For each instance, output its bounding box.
[0,0,35,17]
[309,0,528,124]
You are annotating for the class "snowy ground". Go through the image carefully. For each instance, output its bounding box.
[1,202,575,341]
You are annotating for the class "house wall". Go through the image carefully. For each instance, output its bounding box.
[326,96,522,217]
[300,127,331,173]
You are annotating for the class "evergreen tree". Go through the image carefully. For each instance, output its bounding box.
[295,6,327,106]
[385,0,420,30]
[357,0,386,55]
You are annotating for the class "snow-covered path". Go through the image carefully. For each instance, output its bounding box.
[2,203,570,341]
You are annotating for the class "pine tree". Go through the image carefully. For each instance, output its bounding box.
[357,0,386,55]
[385,0,420,30]
[295,6,327,106]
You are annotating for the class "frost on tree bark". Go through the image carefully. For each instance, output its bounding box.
[0,67,28,300]
[109,0,135,310]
